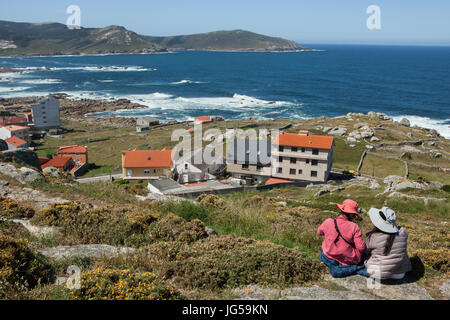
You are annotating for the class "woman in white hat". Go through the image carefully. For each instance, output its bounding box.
[365,207,412,280]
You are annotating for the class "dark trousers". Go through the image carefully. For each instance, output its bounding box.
[320,251,369,278]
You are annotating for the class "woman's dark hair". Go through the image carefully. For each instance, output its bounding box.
[366,227,397,255]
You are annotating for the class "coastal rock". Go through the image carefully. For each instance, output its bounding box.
[360,130,374,139]
[322,127,332,133]
[0,164,44,184]
[9,219,58,237]
[391,180,425,191]
[43,166,64,178]
[369,180,381,189]
[325,275,433,300]
[329,127,347,137]
[347,137,357,143]
[400,118,411,127]
[370,136,380,142]
[315,186,331,197]
[439,281,450,299]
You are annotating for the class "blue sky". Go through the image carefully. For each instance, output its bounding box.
[1,0,449,45]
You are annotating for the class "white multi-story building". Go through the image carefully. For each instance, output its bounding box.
[30,97,60,130]
[271,131,334,183]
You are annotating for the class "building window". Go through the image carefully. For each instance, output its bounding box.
[153,169,157,174]
[144,169,150,174]
[290,169,296,175]
[311,171,318,177]
[256,165,263,171]
[185,163,189,170]
[277,167,282,174]
[292,147,298,152]
[313,149,319,155]
[242,164,249,170]
[306,159,310,164]
[279,156,283,162]
[279,146,284,152]
[301,148,305,152]
[298,169,303,175]
[290,158,296,164]
[312,160,318,166]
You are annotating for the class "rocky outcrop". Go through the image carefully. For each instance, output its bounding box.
[234,274,434,300]
[0,163,44,184]
[39,244,136,260]
[0,149,42,171]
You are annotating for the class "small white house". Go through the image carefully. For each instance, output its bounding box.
[175,161,204,184]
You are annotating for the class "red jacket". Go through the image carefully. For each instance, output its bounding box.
[317,215,366,265]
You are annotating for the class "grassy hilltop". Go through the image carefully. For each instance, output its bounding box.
[0,113,449,300]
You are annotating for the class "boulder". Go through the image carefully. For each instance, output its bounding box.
[39,244,136,260]
[315,185,331,197]
[43,166,63,178]
[370,136,380,142]
[369,180,381,189]
[347,137,357,143]
[322,127,332,133]
[400,118,411,127]
[329,127,347,137]
[360,130,374,139]
[440,281,450,299]
[391,180,425,191]
[0,163,44,184]
[383,175,404,185]
[205,226,218,236]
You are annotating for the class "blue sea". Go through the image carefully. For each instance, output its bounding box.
[1,44,449,138]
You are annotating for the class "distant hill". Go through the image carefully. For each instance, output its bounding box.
[0,21,310,56]
[145,29,308,51]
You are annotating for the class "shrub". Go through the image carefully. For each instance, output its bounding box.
[412,249,449,273]
[32,202,159,246]
[148,213,208,243]
[139,234,325,290]
[442,185,450,193]
[0,234,51,297]
[125,183,147,196]
[195,194,224,208]
[0,198,35,219]
[114,179,130,185]
[0,220,30,240]
[71,268,181,300]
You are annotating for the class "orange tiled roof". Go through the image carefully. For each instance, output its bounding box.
[195,116,212,123]
[265,178,293,185]
[41,156,73,169]
[5,136,27,147]
[122,148,172,168]
[274,133,334,150]
[1,125,29,132]
[58,145,87,154]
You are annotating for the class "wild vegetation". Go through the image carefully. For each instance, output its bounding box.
[0,114,448,299]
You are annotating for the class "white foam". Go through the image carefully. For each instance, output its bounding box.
[393,115,450,139]
[170,79,206,85]
[19,78,63,84]
[47,66,156,72]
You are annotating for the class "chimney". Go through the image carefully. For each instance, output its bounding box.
[298,130,310,136]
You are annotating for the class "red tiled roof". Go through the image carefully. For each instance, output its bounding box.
[1,125,29,132]
[5,136,27,147]
[184,182,205,187]
[274,133,334,150]
[265,178,293,185]
[58,145,87,154]
[38,157,50,165]
[195,116,212,123]
[41,156,73,169]
[122,148,172,168]
[0,116,28,125]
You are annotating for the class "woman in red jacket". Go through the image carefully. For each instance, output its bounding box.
[317,199,369,278]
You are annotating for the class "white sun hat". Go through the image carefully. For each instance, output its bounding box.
[368,207,399,234]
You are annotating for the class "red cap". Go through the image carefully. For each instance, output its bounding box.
[336,199,359,216]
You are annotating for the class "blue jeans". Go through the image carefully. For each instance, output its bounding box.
[320,251,370,278]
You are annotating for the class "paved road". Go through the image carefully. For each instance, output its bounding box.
[76,174,122,184]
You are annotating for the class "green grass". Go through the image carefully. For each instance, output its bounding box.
[332,138,366,171]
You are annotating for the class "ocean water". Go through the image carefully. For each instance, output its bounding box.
[0,45,449,138]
